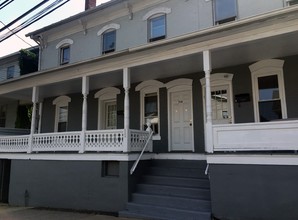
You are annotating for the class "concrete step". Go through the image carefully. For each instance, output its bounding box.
[142,175,210,189]
[151,159,207,169]
[132,193,211,212]
[137,183,211,200]
[148,166,208,179]
[121,203,211,220]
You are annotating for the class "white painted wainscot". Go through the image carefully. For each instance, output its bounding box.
[213,120,298,151]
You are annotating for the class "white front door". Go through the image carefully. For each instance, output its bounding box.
[170,90,193,151]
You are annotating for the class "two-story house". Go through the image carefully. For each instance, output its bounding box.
[0,0,298,219]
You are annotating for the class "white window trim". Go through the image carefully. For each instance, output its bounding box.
[249,59,287,122]
[142,7,171,21]
[52,96,71,132]
[136,80,165,140]
[94,87,120,130]
[55,39,73,49]
[97,23,120,36]
[165,78,194,152]
[200,73,234,124]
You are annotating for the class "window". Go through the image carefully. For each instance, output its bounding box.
[250,59,287,122]
[57,106,68,132]
[104,101,117,129]
[94,87,120,130]
[286,0,298,6]
[60,46,70,65]
[53,96,71,132]
[0,106,6,127]
[102,30,116,54]
[214,0,237,24]
[7,66,14,79]
[148,14,166,42]
[56,39,73,65]
[102,161,119,177]
[136,80,164,139]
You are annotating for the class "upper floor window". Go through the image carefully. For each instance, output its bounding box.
[214,0,237,24]
[148,14,166,42]
[60,46,70,65]
[97,23,120,55]
[102,30,116,54]
[286,0,298,6]
[7,66,14,79]
[53,96,71,132]
[56,39,73,65]
[143,7,171,43]
[249,59,287,122]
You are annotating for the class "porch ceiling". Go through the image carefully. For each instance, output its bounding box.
[1,28,298,102]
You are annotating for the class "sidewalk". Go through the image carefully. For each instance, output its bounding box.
[0,204,136,220]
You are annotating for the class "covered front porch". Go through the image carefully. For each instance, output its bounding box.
[1,6,298,155]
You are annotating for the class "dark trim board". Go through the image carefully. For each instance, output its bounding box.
[209,164,298,220]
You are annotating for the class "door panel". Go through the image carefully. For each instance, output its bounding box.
[170,90,193,151]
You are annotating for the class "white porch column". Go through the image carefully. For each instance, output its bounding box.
[80,76,89,153]
[203,50,214,153]
[123,67,130,152]
[38,102,43,133]
[28,86,39,153]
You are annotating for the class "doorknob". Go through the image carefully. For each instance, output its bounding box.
[189,123,192,126]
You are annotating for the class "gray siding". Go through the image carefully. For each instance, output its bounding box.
[209,164,298,220]
[9,160,131,212]
[39,0,286,70]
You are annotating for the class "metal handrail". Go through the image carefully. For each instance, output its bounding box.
[130,130,153,175]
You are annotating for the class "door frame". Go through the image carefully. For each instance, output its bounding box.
[200,73,234,124]
[166,78,194,152]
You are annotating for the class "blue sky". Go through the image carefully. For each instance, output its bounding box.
[0,0,109,57]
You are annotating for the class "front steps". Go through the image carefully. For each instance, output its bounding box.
[120,160,211,220]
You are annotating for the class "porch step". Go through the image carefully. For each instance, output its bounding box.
[120,159,211,220]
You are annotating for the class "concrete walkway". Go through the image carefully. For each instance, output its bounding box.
[0,204,136,220]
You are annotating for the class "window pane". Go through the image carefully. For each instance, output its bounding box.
[7,66,14,79]
[105,102,117,129]
[150,15,166,40]
[259,100,282,122]
[211,89,229,120]
[103,30,116,53]
[144,93,158,134]
[61,46,70,64]
[214,0,237,22]
[258,75,279,101]
[59,106,68,123]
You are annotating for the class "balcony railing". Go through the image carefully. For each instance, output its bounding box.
[0,129,151,153]
[213,120,298,152]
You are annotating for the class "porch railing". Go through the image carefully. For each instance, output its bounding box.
[0,129,151,153]
[213,120,298,152]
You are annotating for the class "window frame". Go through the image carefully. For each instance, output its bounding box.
[60,45,70,65]
[148,14,166,42]
[53,96,71,132]
[6,66,14,79]
[136,80,165,140]
[102,29,116,55]
[213,0,238,24]
[94,87,120,130]
[250,59,287,122]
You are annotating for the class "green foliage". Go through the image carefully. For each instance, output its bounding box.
[15,105,32,129]
[19,48,38,75]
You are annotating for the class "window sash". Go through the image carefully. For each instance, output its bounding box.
[143,93,159,135]
[214,0,237,23]
[149,15,166,41]
[7,66,14,79]
[60,46,70,64]
[102,30,116,54]
[105,101,117,129]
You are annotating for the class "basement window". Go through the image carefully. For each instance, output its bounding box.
[102,161,119,177]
